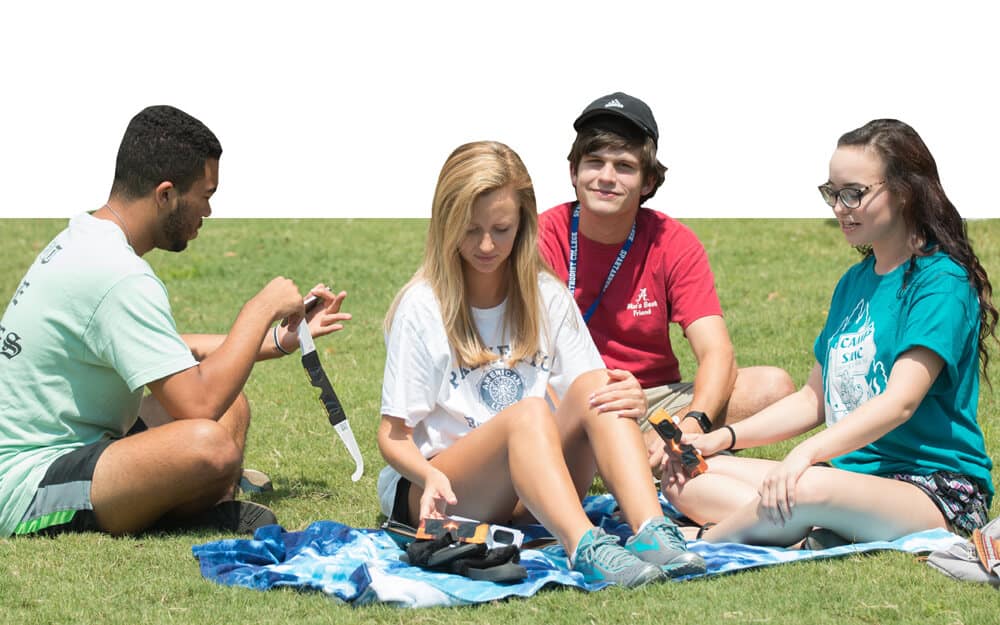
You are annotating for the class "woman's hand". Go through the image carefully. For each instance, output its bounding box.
[589,369,647,420]
[418,467,458,520]
[680,428,730,459]
[660,446,693,489]
[658,428,722,481]
[757,448,813,526]
[656,427,727,476]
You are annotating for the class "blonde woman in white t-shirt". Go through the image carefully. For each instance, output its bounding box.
[377,141,705,587]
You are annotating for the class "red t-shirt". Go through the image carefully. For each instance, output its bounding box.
[538,202,723,388]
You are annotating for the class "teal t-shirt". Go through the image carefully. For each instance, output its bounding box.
[0,214,197,536]
[813,251,993,501]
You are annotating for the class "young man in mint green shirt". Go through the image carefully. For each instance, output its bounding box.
[0,105,348,537]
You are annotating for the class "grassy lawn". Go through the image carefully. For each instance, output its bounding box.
[1,218,997,624]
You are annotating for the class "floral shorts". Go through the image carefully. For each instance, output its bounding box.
[890,471,990,536]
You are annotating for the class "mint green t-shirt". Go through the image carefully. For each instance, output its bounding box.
[813,251,993,501]
[0,213,197,536]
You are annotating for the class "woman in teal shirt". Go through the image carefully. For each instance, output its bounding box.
[663,119,997,545]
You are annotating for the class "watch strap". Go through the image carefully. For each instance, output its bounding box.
[683,410,712,433]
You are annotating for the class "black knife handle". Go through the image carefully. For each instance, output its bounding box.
[301,351,347,426]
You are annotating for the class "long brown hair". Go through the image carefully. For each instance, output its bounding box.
[838,119,999,379]
[385,141,550,368]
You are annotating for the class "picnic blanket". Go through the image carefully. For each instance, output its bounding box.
[192,494,963,607]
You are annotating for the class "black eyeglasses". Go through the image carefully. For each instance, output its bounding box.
[818,181,885,209]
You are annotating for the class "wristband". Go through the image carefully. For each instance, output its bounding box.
[273,326,292,356]
[722,424,736,451]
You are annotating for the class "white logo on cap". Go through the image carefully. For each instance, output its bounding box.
[604,98,624,109]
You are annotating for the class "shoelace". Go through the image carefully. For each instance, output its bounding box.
[648,521,686,549]
[580,532,641,572]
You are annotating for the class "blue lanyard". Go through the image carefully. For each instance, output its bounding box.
[567,202,636,323]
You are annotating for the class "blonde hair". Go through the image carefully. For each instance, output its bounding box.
[386,141,550,368]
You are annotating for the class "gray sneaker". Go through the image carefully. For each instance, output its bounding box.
[238,468,273,494]
[625,516,706,577]
[572,527,665,588]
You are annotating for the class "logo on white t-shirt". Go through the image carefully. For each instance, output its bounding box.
[824,299,888,425]
[479,367,525,414]
[626,287,659,317]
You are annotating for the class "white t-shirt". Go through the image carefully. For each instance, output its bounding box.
[376,272,604,516]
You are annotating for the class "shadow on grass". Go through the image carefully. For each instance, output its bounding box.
[245,475,339,505]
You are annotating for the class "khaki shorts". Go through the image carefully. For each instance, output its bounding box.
[638,382,695,432]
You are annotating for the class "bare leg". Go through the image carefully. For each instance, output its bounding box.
[90,394,251,535]
[406,397,593,553]
[139,392,252,498]
[91,421,241,535]
[710,467,946,545]
[663,455,777,525]
[558,370,662,531]
[720,366,796,426]
[669,458,947,546]
[139,392,251,454]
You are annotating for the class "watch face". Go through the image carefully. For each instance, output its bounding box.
[686,411,711,433]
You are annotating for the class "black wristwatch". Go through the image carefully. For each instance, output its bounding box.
[683,410,712,433]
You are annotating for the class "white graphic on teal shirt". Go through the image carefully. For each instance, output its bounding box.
[825,299,888,425]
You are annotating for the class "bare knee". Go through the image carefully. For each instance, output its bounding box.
[788,469,837,507]
[566,369,609,399]
[659,472,725,525]
[559,369,610,423]
[661,455,760,520]
[179,420,242,484]
[503,397,556,433]
[760,367,796,403]
[731,366,796,419]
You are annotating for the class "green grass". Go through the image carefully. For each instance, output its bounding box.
[1,218,998,624]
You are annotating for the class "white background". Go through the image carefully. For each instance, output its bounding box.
[1,1,997,219]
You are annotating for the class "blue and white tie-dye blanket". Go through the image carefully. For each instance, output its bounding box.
[192,494,962,607]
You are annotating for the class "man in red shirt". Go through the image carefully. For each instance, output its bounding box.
[538,92,795,472]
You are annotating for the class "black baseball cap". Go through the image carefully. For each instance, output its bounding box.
[573,92,658,145]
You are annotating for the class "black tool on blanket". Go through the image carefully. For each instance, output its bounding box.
[402,532,527,583]
[381,517,525,549]
[382,519,420,548]
[416,516,524,549]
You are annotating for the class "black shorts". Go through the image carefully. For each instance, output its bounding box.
[390,475,413,525]
[14,439,115,536]
[890,471,990,537]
